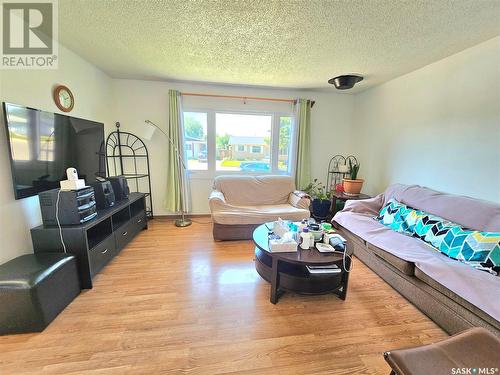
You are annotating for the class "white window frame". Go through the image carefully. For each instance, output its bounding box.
[183,108,296,179]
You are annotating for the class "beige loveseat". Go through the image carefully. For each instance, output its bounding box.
[209,175,310,240]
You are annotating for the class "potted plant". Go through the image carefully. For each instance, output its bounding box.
[343,159,364,196]
[303,179,331,219]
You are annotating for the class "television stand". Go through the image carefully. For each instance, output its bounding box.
[31,193,147,289]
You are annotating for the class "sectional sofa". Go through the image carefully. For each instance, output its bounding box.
[333,184,500,335]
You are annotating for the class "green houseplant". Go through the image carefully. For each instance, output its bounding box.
[343,159,364,196]
[303,179,331,219]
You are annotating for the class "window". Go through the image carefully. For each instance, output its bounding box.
[183,110,295,175]
[183,112,208,170]
[278,116,292,172]
[217,112,271,172]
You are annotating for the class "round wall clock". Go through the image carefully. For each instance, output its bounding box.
[53,85,74,112]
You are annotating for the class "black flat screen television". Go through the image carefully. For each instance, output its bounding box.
[3,102,105,199]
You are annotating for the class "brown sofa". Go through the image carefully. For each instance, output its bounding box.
[209,175,310,241]
[333,184,500,336]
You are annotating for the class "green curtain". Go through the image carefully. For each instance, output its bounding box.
[295,99,312,189]
[165,89,190,213]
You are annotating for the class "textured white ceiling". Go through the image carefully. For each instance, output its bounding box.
[59,0,500,92]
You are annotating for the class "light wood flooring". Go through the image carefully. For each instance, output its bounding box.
[0,219,447,374]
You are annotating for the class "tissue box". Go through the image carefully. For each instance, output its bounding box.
[269,238,298,253]
[273,220,290,238]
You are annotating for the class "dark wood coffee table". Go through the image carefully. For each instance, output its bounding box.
[253,223,350,304]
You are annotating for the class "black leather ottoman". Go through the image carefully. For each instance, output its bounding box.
[0,253,80,335]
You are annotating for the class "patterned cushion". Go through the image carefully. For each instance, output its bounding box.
[376,199,411,233]
[413,213,460,249]
[400,208,422,233]
[376,199,500,275]
[440,227,500,274]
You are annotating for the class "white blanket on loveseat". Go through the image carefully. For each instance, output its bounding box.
[209,175,310,225]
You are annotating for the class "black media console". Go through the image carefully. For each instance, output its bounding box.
[31,192,147,289]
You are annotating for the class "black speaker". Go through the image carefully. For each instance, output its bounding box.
[89,180,115,209]
[108,176,129,201]
[38,187,97,226]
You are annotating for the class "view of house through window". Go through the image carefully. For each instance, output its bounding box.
[183,112,208,170]
[183,110,294,174]
[216,113,272,172]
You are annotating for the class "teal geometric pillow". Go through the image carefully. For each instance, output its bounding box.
[439,227,500,274]
[413,213,461,249]
[398,205,422,233]
[376,199,412,234]
[376,199,500,275]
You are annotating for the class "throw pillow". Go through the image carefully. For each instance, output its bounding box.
[379,200,459,249]
[376,199,411,234]
[413,213,460,249]
[376,199,500,275]
[440,227,500,274]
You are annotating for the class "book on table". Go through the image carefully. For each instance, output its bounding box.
[306,264,342,274]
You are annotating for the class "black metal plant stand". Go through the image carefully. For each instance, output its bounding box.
[326,154,358,192]
[106,122,153,218]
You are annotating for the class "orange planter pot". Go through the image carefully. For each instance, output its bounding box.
[343,179,364,196]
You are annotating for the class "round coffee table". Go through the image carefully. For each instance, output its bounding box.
[253,223,350,304]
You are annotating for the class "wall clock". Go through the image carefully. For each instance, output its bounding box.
[53,85,74,112]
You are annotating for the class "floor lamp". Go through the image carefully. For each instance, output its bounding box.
[140,120,192,227]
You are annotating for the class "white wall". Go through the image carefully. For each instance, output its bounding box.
[110,80,354,215]
[353,36,500,202]
[0,45,112,264]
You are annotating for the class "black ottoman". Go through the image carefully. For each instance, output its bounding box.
[0,253,80,335]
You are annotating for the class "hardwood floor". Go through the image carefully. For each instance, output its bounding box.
[0,219,447,374]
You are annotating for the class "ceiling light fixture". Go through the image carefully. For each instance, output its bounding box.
[328,75,364,90]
